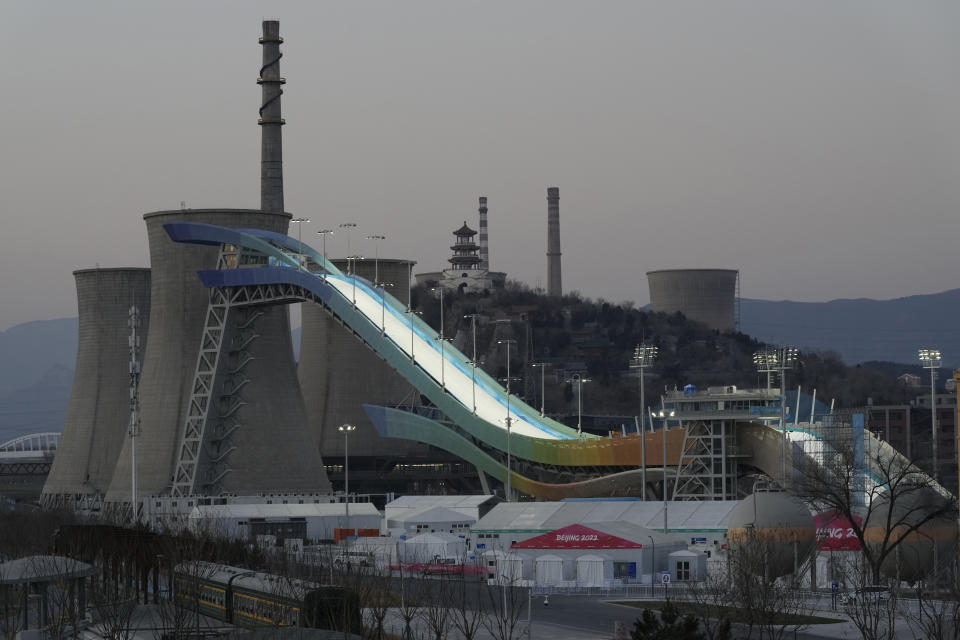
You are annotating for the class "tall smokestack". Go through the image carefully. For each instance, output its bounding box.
[547,187,562,297]
[478,196,489,270]
[259,20,285,213]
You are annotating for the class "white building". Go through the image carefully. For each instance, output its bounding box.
[187,502,381,544]
[384,494,498,537]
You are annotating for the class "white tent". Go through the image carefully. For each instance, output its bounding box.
[399,532,466,562]
[576,554,606,587]
[535,555,564,586]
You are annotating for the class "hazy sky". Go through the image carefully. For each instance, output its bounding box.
[2,2,959,331]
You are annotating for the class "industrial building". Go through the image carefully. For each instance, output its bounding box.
[383,494,498,537]
[646,268,739,332]
[186,502,380,544]
[45,21,330,511]
[42,268,151,507]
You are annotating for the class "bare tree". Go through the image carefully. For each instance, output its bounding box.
[724,529,815,640]
[904,544,960,640]
[417,571,453,640]
[481,552,527,640]
[448,555,486,640]
[794,416,956,585]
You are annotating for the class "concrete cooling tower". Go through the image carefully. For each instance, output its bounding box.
[105,209,329,502]
[41,268,151,506]
[298,257,428,474]
[105,21,329,501]
[646,269,739,332]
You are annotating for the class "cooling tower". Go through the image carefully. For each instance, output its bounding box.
[646,269,739,332]
[41,268,151,506]
[546,187,562,297]
[298,257,428,466]
[478,196,489,271]
[105,209,329,501]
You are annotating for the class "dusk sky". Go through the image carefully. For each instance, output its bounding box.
[2,2,959,332]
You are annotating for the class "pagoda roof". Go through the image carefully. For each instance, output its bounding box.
[453,221,477,236]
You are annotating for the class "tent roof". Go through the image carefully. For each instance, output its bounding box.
[0,555,97,585]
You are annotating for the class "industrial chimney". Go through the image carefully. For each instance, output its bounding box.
[105,21,329,502]
[259,20,285,213]
[478,196,489,270]
[546,187,562,297]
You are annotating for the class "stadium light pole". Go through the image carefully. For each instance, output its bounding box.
[631,344,658,432]
[919,348,942,482]
[565,373,592,435]
[656,409,675,533]
[339,222,358,272]
[498,338,518,502]
[408,310,423,362]
[532,362,552,418]
[464,314,481,413]
[347,256,364,307]
[379,282,394,336]
[316,229,333,281]
[365,234,386,286]
[338,424,357,539]
[431,287,447,388]
[290,217,310,270]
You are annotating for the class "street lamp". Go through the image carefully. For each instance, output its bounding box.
[338,424,357,539]
[339,222,357,272]
[655,409,675,533]
[347,255,364,306]
[365,234,386,286]
[565,373,592,435]
[531,362,552,418]
[498,338,518,502]
[408,310,423,362]
[290,217,310,270]
[316,229,334,281]
[919,348,942,482]
[379,282,394,336]
[630,344,658,432]
[431,287,447,388]
[464,314,481,413]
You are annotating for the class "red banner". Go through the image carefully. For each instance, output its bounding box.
[511,524,645,550]
[814,510,862,551]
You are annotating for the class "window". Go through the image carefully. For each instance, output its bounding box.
[677,561,690,581]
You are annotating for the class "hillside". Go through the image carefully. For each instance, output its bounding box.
[740,289,960,368]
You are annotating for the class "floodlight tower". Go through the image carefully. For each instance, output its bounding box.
[498,338,518,501]
[631,344,658,430]
[919,348,942,482]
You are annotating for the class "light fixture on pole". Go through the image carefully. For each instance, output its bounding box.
[630,344,658,431]
[365,234,386,286]
[753,349,778,390]
[919,348,942,482]
[431,287,446,388]
[338,424,357,539]
[379,282,394,336]
[290,217,310,270]
[408,309,423,362]
[339,222,357,273]
[565,373,592,435]
[464,313,481,413]
[531,362,552,418]
[316,229,334,281]
[498,338,518,502]
[347,255,364,306]
[655,409,675,533]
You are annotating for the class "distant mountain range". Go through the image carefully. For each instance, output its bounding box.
[0,288,956,439]
[739,289,960,368]
[0,318,76,442]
